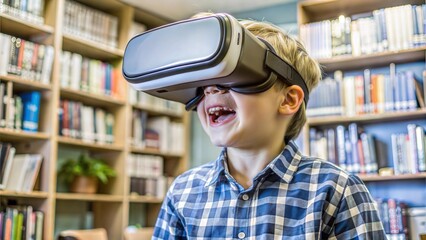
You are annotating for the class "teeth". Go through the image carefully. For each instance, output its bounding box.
[208,106,234,115]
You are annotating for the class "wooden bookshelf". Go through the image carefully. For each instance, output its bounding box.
[300,1,426,230]
[62,33,124,60]
[128,195,163,204]
[55,193,124,202]
[0,12,54,37]
[132,103,184,119]
[57,136,124,152]
[318,46,426,72]
[0,128,50,141]
[307,109,426,126]
[130,146,184,158]
[0,74,52,91]
[0,190,49,198]
[359,173,426,182]
[60,87,125,108]
[0,1,187,239]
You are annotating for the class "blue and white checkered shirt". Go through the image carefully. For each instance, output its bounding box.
[153,141,386,239]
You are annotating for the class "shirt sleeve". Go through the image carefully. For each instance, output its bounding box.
[152,189,187,240]
[329,175,387,240]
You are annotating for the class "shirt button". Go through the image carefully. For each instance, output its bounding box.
[242,194,249,201]
[238,232,246,239]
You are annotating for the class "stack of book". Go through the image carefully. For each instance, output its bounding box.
[300,4,426,59]
[60,51,123,98]
[0,88,41,132]
[0,0,44,24]
[0,33,54,84]
[58,100,115,144]
[127,154,172,199]
[0,205,44,240]
[0,143,43,192]
[307,67,425,117]
[63,0,118,48]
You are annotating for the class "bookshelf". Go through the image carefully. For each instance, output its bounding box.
[299,0,426,238]
[0,0,189,240]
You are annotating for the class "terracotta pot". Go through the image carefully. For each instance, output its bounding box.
[70,176,98,194]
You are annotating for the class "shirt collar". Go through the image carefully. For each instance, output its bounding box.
[204,140,302,187]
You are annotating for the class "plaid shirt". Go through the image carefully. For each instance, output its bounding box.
[153,141,386,239]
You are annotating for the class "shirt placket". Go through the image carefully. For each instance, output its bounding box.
[234,190,252,239]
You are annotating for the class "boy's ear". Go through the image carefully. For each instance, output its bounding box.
[278,85,304,115]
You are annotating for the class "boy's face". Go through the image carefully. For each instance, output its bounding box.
[196,85,287,149]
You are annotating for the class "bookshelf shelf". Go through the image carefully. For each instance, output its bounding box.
[62,33,124,61]
[0,12,54,37]
[0,190,49,199]
[128,195,163,204]
[317,46,426,72]
[57,136,124,152]
[130,146,183,158]
[298,0,423,23]
[359,173,426,182]
[0,74,52,91]
[60,87,125,108]
[132,104,184,119]
[307,108,426,126]
[0,128,50,141]
[55,192,124,202]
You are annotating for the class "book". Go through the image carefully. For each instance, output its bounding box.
[415,126,426,172]
[0,144,16,189]
[19,91,41,132]
[5,154,35,191]
[21,154,43,192]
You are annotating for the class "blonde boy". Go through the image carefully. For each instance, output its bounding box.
[153,13,386,239]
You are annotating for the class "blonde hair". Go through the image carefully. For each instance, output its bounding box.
[193,13,322,141]
[239,20,322,141]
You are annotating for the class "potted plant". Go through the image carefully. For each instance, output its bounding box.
[58,154,116,194]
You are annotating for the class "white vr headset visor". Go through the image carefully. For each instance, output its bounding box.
[123,14,309,111]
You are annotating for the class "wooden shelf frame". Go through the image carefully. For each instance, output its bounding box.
[300,0,426,220]
[360,173,426,182]
[307,108,426,126]
[1,1,188,239]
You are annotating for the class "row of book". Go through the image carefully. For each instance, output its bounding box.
[129,176,172,199]
[0,33,54,84]
[131,112,185,154]
[127,154,172,198]
[309,124,379,174]
[0,88,41,132]
[128,87,183,116]
[0,143,42,192]
[60,51,123,98]
[309,123,426,175]
[58,100,115,144]
[0,205,44,240]
[63,0,118,48]
[391,124,426,175]
[0,0,44,24]
[127,154,164,179]
[300,4,426,59]
[307,67,425,117]
[376,198,409,240]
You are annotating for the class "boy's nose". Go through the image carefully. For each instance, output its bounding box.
[204,85,227,95]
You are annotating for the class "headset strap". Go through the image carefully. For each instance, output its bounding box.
[264,50,309,104]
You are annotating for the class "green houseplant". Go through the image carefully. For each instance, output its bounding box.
[58,154,116,194]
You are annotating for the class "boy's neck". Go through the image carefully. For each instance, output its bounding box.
[226,141,286,189]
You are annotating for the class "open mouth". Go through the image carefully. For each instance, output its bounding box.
[208,106,236,124]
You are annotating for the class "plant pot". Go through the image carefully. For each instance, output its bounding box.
[70,176,98,194]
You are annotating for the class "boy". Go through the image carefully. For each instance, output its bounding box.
[153,13,386,239]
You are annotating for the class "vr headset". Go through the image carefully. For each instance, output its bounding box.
[122,13,308,111]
